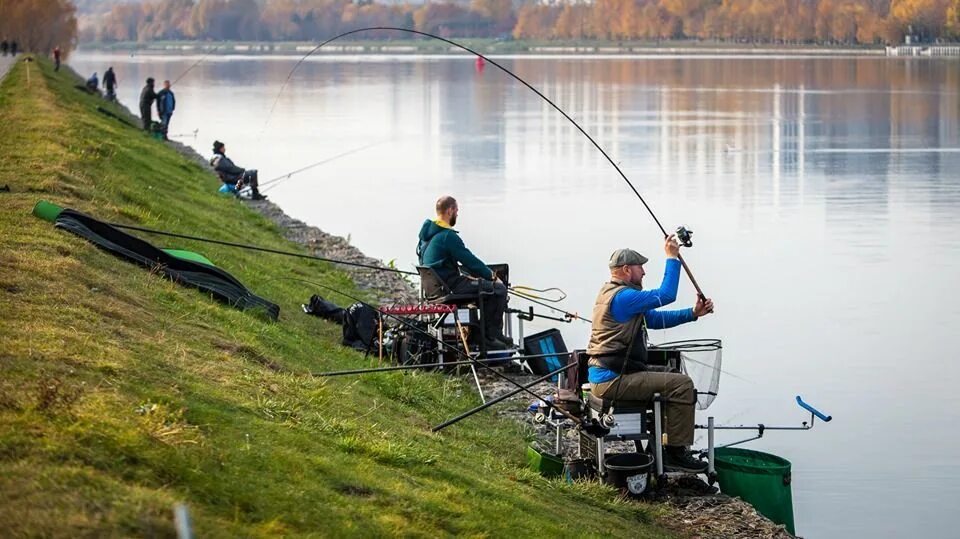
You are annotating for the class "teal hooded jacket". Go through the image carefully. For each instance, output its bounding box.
[417,219,493,283]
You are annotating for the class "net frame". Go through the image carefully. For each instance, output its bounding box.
[649,339,722,410]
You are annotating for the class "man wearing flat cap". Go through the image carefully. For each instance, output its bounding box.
[587,236,714,472]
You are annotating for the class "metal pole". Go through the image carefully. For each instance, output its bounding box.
[707,416,715,476]
[173,504,192,539]
[431,363,570,432]
[653,395,664,478]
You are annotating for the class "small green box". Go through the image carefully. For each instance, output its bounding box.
[526,445,563,478]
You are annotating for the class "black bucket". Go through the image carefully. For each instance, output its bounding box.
[603,452,654,497]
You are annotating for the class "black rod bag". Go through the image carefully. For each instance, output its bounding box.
[55,209,279,320]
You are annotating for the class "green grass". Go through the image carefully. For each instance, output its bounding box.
[0,58,674,537]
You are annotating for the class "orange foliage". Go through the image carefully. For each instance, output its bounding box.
[0,0,78,54]
[84,0,959,44]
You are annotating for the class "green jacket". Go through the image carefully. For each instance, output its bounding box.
[417,219,493,283]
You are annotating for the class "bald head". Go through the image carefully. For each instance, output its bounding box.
[436,196,458,227]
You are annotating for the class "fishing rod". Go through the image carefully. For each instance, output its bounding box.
[432,363,571,432]
[171,43,223,86]
[510,290,590,323]
[258,139,389,193]
[103,222,589,322]
[313,351,573,377]
[261,27,708,300]
[272,276,608,435]
[108,221,415,275]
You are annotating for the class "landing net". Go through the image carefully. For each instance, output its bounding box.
[650,339,722,410]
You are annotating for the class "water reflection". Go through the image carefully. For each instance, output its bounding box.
[70,52,960,538]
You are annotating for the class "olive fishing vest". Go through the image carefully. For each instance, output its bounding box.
[586,279,649,375]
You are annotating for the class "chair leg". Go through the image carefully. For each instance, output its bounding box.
[454,313,485,403]
[597,435,605,476]
[477,294,487,358]
[653,393,664,478]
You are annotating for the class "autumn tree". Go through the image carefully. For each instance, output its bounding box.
[0,0,79,54]
[948,0,960,37]
[890,0,950,40]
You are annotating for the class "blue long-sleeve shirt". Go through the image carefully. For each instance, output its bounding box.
[588,258,695,383]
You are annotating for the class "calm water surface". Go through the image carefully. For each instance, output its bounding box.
[72,51,960,538]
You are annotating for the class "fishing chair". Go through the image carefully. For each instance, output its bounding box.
[416,266,492,357]
[573,350,668,481]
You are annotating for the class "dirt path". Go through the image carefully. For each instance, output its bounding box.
[0,55,15,80]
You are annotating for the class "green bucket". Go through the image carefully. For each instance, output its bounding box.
[526,445,563,478]
[714,447,795,534]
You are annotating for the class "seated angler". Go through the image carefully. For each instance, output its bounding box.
[587,237,715,473]
[209,140,265,200]
[417,195,512,350]
[86,72,99,93]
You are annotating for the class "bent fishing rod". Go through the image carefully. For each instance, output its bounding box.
[104,221,588,323]
[271,276,607,435]
[262,27,708,300]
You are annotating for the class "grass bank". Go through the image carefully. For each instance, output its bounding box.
[0,58,673,537]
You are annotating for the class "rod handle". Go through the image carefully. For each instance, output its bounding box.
[796,395,832,422]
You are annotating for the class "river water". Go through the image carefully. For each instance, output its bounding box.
[71,51,960,538]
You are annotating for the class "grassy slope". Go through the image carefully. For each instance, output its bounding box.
[0,59,673,538]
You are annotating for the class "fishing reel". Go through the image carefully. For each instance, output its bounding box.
[676,226,694,248]
[579,417,611,437]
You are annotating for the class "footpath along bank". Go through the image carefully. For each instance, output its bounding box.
[0,57,787,537]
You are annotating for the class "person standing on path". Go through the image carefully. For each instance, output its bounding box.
[139,77,156,132]
[103,67,117,101]
[156,80,175,140]
[53,47,61,71]
[10,41,17,56]
[1,40,8,56]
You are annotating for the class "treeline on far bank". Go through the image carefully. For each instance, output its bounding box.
[86,0,960,46]
[0,0,78,56]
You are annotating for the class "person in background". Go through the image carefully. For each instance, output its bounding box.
[139,77,156,131]
[209,140,265,200]
[52,47,61,71]
[85,72,99,92]
[103,67,117,101]
[156,80,176,141]
[10,41,17,56]
[1,40,8,57]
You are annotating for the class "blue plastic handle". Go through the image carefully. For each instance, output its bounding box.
[796,396,832,422]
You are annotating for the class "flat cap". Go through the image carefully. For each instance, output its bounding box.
[608,248,648,268]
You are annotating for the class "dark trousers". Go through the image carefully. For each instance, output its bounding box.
[140,107,152,131]
[447,275,507,338]
[160,113,173,138]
